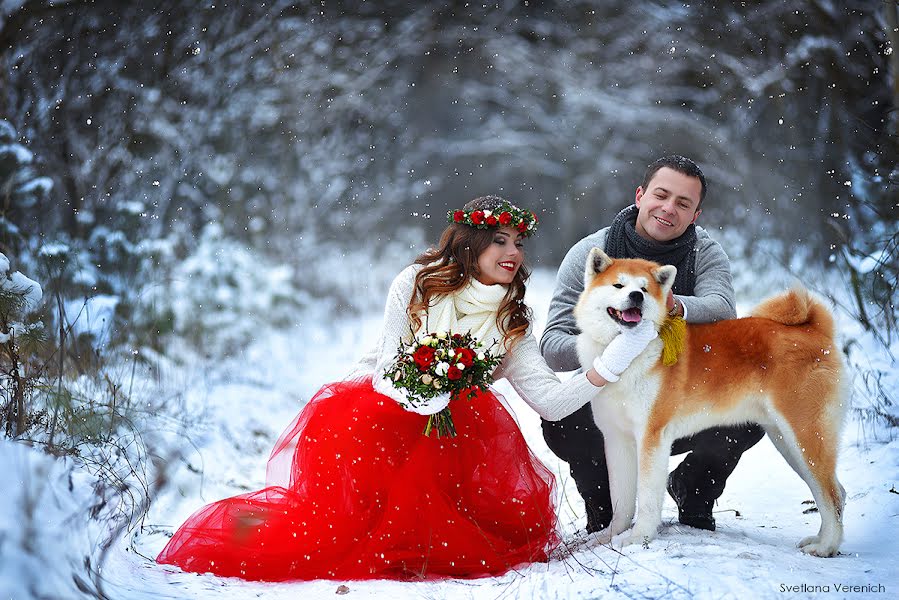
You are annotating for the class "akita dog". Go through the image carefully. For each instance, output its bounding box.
[574,248,847,557]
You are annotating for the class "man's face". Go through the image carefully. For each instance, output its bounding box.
[634,167,703,242]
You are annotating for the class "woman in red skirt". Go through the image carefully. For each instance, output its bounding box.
[156,195,654,581]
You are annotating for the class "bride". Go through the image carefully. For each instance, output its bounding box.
[156,195,656,581]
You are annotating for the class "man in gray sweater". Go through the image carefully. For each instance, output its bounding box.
[539,155,765,533]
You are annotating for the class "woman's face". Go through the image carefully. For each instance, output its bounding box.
[475,226,525,286]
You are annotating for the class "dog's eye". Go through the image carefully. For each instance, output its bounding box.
[613,284,624,289]
[641,287,648,293]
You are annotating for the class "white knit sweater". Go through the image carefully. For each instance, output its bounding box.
[349,265,600,421]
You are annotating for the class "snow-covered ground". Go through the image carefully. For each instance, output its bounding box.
[2,268,898,600]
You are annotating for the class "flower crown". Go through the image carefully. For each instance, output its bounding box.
[447,202,539,236]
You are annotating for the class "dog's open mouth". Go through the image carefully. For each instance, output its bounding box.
[607,307,643,326]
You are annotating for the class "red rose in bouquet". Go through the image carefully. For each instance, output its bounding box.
[498,211,512,226]
[453,347,475,368]
[413,345,436,370]
[446,365,463,381]
[470,210,485,225]
[453,209,465,223]
[384,331,503,437]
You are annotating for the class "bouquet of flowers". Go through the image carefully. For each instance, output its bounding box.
[385,331,503,437]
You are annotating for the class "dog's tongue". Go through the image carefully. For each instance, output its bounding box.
[621,308,642,323]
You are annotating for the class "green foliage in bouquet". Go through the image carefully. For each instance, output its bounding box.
[385,331,503,437]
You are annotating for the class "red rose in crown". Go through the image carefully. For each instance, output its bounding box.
[446,201,538,236]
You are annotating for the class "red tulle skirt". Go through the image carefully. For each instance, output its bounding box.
[156,377,559,581]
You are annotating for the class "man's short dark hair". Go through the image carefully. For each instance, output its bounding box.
[642,155,707,208]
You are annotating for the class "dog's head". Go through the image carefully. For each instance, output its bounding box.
[574,248,677,341]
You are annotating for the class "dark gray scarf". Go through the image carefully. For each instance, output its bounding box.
[604,205,698,295]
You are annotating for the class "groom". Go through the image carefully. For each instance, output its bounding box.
[539,155,765,532]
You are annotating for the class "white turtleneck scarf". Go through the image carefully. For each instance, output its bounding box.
[415,277,509,353]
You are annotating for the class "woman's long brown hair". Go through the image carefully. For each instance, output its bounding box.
[407,196,532,350]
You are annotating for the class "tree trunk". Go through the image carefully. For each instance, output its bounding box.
[13,362,25,436]
[886,1,899,107]
[3,338,26,437]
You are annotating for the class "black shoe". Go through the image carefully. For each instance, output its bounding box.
[667,472,716,531]
[584,501,613,533]
[676,510,716,531]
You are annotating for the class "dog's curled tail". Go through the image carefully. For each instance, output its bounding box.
[751,287,835,339]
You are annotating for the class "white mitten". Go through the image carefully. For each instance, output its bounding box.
[379,378,452,415]
[403,392,452,416]
[592,320,658,382]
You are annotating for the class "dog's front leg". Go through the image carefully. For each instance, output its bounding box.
[593,426,637,544]
[620,432,669,548]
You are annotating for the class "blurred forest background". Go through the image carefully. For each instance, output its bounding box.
[0,4,896,596]
[0,0,897,448]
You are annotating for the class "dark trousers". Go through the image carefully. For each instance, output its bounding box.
[542,403,765,529]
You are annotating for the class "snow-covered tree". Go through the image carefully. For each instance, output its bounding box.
[0,252,44,436]
[0,1,894,365]
[0,118,52,258]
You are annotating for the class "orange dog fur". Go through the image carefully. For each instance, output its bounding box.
[574,248,846,556]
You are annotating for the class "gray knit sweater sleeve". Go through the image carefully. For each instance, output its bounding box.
[539,226,737,371]
[681,229,737,322]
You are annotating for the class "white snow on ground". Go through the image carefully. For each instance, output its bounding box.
[2,268,898,599]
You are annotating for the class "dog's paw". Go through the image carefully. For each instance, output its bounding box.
[589,528,615,545]
[797,534,819,549]
[589,520,631,546]
[798,542,839,557]
[618,530,655,549]
[797,536,839,557]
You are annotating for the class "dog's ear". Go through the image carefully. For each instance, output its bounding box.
[654,265,677,294]
[584,248,613,283]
